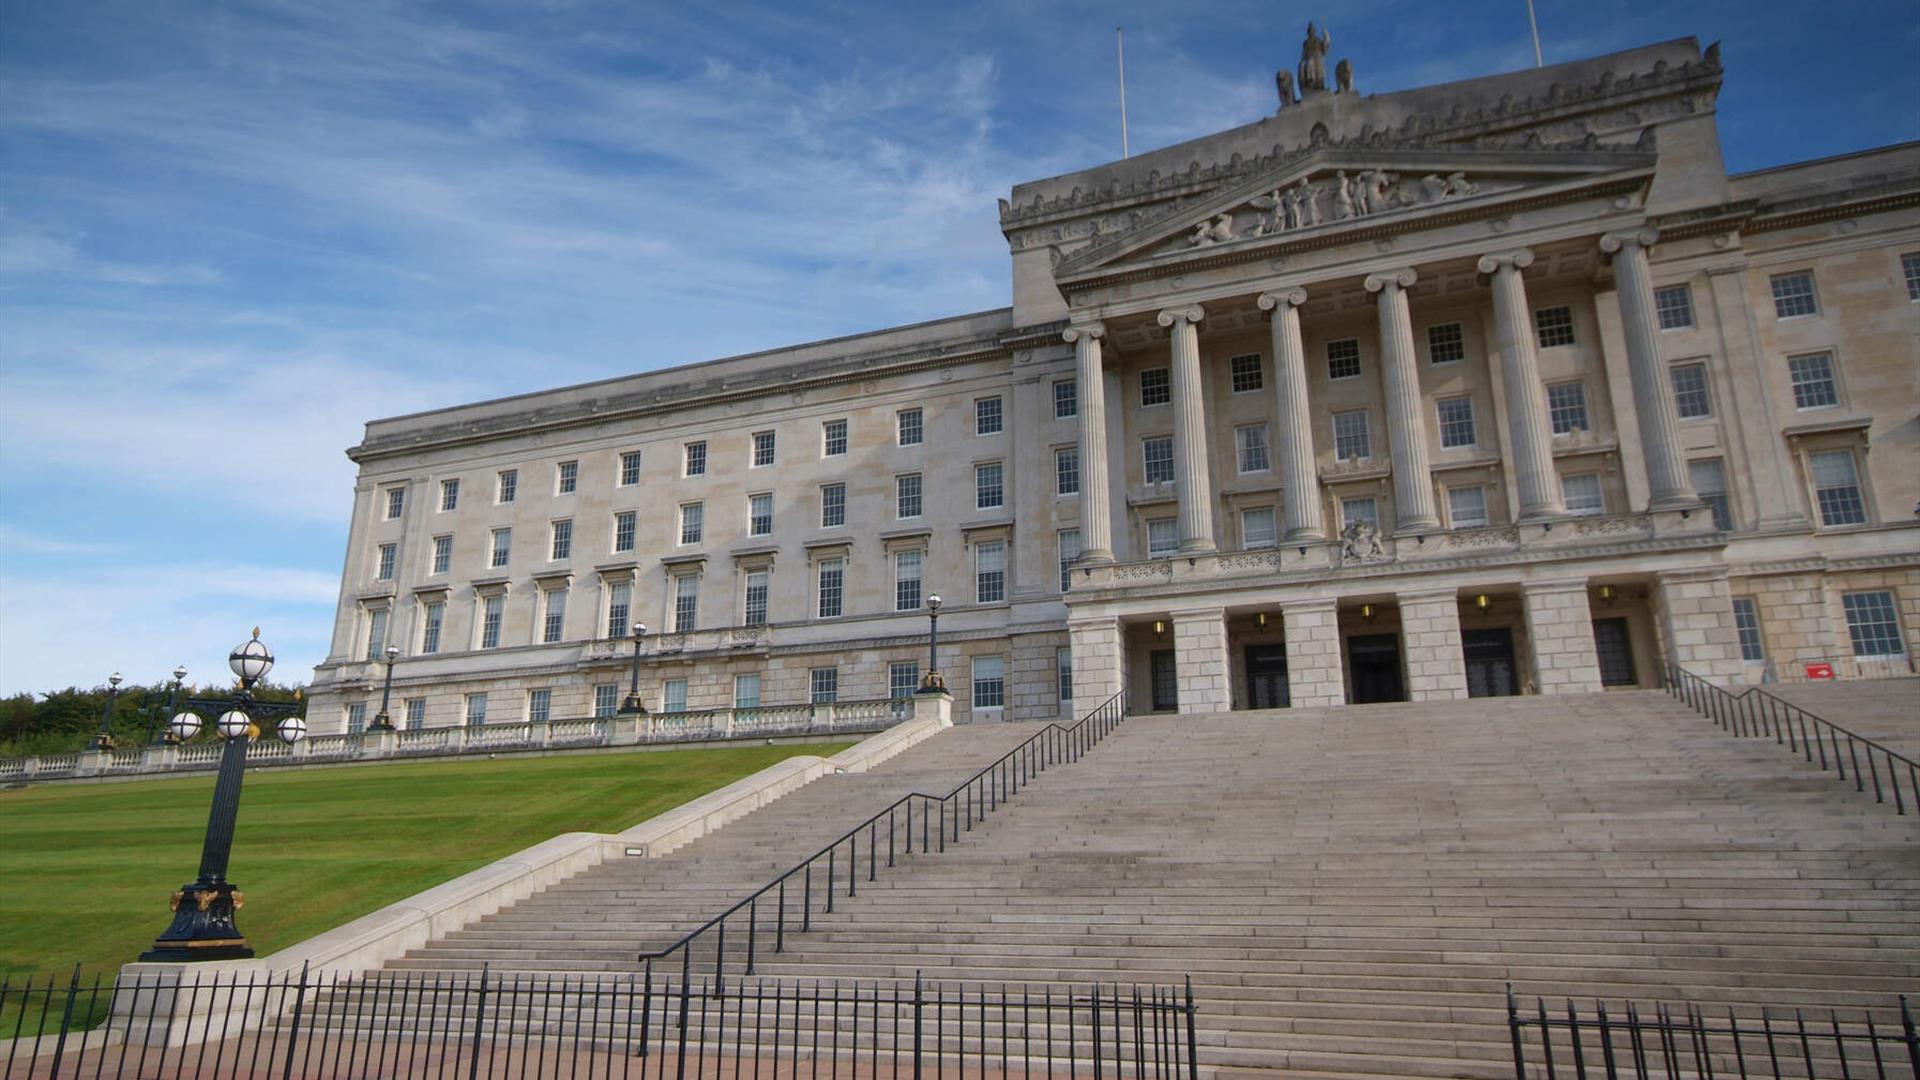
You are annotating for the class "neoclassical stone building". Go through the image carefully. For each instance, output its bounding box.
[309,36,1920,732]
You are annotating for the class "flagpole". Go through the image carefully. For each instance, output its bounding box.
[1525,0,1543,67]
[1117,26,1130,159]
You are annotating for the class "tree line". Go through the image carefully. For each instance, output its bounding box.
[0,679,309,758]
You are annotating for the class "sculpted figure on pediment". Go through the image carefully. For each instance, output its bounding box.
[1332,171,1355,220]
[1293,178,1319,226]
[1187,212,1236,247]
[1443,171,1477,198]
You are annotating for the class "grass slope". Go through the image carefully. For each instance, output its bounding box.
[0,742,849,978]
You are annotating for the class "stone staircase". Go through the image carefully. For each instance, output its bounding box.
[378,690,1920,1078]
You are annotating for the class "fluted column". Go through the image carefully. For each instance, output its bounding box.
[1155,304,1215,553]
[1063,321,1114,564]
[1256,287,1324,541]
[1478,249,1565,521]
[1363,269,1439,532]
[1601,229,1698,510]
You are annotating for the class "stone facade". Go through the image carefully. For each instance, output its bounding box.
[310,36,1920,731]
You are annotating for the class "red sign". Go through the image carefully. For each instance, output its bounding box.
[1804,662,1835,680]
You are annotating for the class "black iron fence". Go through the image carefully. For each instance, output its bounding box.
[2,965,1197,1079]
[1665,663,1916,815]
[1508,987,1918,1079]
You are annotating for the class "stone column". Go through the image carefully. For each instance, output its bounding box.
[1281,599,1345,706]
[1157,304,1216,553]
[1522,580,1603,694]
[1064,322,1115,564]
[1398,588,1470,700]
[1171,607,1229,715]
[1477,249,1565,521]
[1600,229,1698,510]
[1652,569,1745,685]
[1363,269,1440,532]
[1256,286,1324,540]
[1067,616,1125,708]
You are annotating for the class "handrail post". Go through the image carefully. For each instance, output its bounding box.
[1506,983,1525,1080]
[468,963,489,1080]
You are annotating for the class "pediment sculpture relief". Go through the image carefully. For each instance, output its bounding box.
[1184,169,1481,248]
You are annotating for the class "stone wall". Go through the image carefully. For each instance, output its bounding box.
[1171,608,1230,714]
[1522,581,1604,694]
[1398,588,1470,701]
[1281,600,1344,706]
[1653,569,1746,684]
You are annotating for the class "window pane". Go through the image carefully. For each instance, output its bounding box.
[971,656,1005,709]
[386,487,405,519]
[685,441,707,476]
[821,483,846,528]
[1670,363,1711,419]
[1533,306,1575,348]
[889,662,919,699]
[1054,379,1078,418]
[1688,458,1730,530]
[1842,591,1904,657]
[1809,450,1865,526]
[1436,397,1476,448]
[550,519,572,561]
[1905,253,1920,301]
[377,543,396,581]
[1140,368,1170,406]
[1326,339,1361,380]
[1236,424,1270,472]
[810,668,838,704]
[1341,498,1378,529]
[817,559,843,618]
[406,698,428,729]
[491,528,511,568]
[744,569,769,626]
[366,609,388,660]
[593,685,617,719]
[1056,447,1080,495]
[1147,518,1178,558]
[614,511,636,552]
[1562,474,1604,516]
[1448,486,1488,528]
[1788,353,1838,409]
[895,549,922,611]
[1057,528,1081,592]
[481,595,503,649]
[557,461,577,494]
[975,396,1003,435]
[897,408,923,446]
[823,419,848,457]
[734,674,762,709]
[1229,353,1264,392]
[441,478,460,511]
[680,502,704,544]
[1426,323,1465,364]
[749,493,772,536]
[607,581,631,638]
[432,535,452,574]
[421,602,443,655]
[543,589,567,644]
[663,679,687,713]
[897,473,922,518]
[1731,597,1765,661]
[674,574,699,631]
[1143,437,1174,483]
[975,463,1004,510]
[1547,382,1589,434]
[1333,411,1370,460]
[466,693,489,726]
[1057,647,1073,702]
[527,689,550,724]
[497,470,516,503]
[975,541,1006,603]
[1655,285,1693,330]
[752,431,776,467]
[1770,271,1818,318]
[620,451,642,486]
[1241,507,1276,549]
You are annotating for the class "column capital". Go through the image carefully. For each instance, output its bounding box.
[1475,248,1536,275]
[1255,286,1309,313]
[1154,303,1205,328]
[1363,267,1417,293]
[1062,321,1107,344]
[1599,228,1660,256]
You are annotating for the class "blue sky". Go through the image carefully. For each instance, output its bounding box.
[2,0,1915,696]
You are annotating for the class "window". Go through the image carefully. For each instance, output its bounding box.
[975,541,1006,603]
[490,527,511,568]
[1562,473,1605,517]
[593,685,618,719]
[684,441,707,477]
[1230,353,1264,393]
[1448,485,1488,528]
[556,460,577,495]
[897,408,923,446]
[662,679,687,714]
[679,502,703,545]
[1057,528,1081,592]
[817,558,844,618]
[1670,363,1711,419]
[1147,518,1178,558]
[466,693,489,727]
[734,674,762,709]
[1690,458,1731,530]
[1053,379,1078,419]
[744,569,769,626]
[1326,339,1361,380]
[1547,382,1589,435]
[431,535,452,575]
[748,493,772,537]
[376,543,397,581]
[1809,450,1866,526]
[606,581,631,638]
[1427,323,1465,364]
[894,549,922,612]
[975,396,1003,435]
[751,431,776,467]
[496,470,516,504]
[405,698,427,730]
[1236,424,1271,473]
[619,451,642,487]
[820,483,846,528]
[1143,437,1174,484]
[1842,591,1904,658]
[889,662,919,699]
[1055,447,1080,495]
[1341,497,1379,530]
[385,487,405,520]
[542,588,567,644]
[1731,598,1765,662]
[1770,271,1818,318]
[823,419,848,457]
[365,608,389,661]
[480,594,504,649]
[550,519,572,561]
[1655,285,1694,330]
[975,462,1004,510]
[420,601,443,655]
[1533,305,1575,348]
[1787,353,1838,409]
[896,474,922,519]
[1056,647,1073,703]
[1593,618,1636,687]
[346,702,367,735]
[1904,253,1920,301]
[673,574,699,632]
[1333,410,1371,461]
[527,689,551,724]
[614,510,636,553]
[440,478,459,512]
[810,668,838,704]
[1140,367,1171,407]
[1241,507,1276,550]
[1436,397,1476,448]
[971,656,1005,710]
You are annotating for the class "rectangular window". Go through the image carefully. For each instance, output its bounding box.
[817,558,844,619]
[1053,379,1078,418]
[673,574,699,632]
[1842,591,1905,658]
[346,702,367,734]
[405,698,427,730]
[1809,449,1866,526]
[662,679,687,714]
[897,408,923,446]
[1055,447,1080,495]
[751,430,776,467]
[606,581,631,638]
[1333,410,1371,461]
[1147,518,1178,558]
[1341,497,1379,530]
[440,478,459,512]
[744,569,769,626]
[1057,528,1081,592]
[810,668,838,704]
[420,601,443,655]
[1593,618,1636,687]
[1230,353,1264,393]
[366,608,389,661]
[1427,323,1465,364]
[748,493,772,537]
[527,689,551,724]
[894,549,922,611]
[1241,507,1276,550]
[971,656,1005,710]
[684,441,707,477]
[1655,284,1694,329]
[896,473,922,519]
[466,693,489,727]
[376,543,397,581]
[556,460,577,494]
[431,535,452,575]
[975,462,1004,510]
[1562,473,1605,517]
[1788,353,1838,409]
[820,483,846,528]
[679,502,703,545]
[889,662,919,699]
[496,470,516,504]
[1770,271,1818,318]
[1547,382,1589,435]
[1904,253,1920,301]
[1326,338,1361,380]
[1236,424,1271,473]
[385,487,405,520]
[593,684,618,719]
[480,594,504,649]
[614,510,636,553]
[1731,598,1765,662]
[542,588,567,644]
[619,451,642,487]
[823,419,848,457]
[1140,367,1171,407]
[1447,485,1489,529]
[490,527,511,568]
[1534,305,1575,348]
[975,541,1006,603]
[734,674,762,709]
[1436,396,1476,448]
[1670,362,1711,419]
[975,396,1003,435]
[1056,647,1073,703]
[550,519,572,561]
[1143,437,1174,484]
[1690,458,1731,530]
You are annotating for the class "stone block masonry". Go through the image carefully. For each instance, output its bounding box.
[1282,599,1345,706]
[1398,588,1469,701]
[1523,580,1603,694]
[1172,608,1230,714]
[1067,617,1124,708]
[1654,569,1745,684]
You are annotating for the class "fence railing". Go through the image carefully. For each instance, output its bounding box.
[1,965,1197,1078]
[637,687,1132,990]
[1664,663,1916,816]
[1508,987,1917,1079]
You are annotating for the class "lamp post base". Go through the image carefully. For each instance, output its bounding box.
[366,716,395,732]
[916,673,946,693]
[617,696,649,716]
[140,882,253,963]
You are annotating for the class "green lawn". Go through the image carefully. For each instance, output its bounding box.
[0,742,849,978]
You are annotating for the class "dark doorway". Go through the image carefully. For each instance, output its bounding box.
[1592,617,1637,687]
[1149,649,1178,711]
[1245,644,1290,709]
[1462,628,1519,698]
[1347,633,1405,704]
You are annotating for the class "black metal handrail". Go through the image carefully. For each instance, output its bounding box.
[1664,662,1916,816]
[635,686,1131,989]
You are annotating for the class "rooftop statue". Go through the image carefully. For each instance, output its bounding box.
[1335,58,1353,94]
[1275,69,1297,109]
[1298,22,1330,93]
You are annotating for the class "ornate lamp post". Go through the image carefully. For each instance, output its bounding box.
[918,594,946,692]
[618,622,649,715]
[368,645,401,731]
[155,664,188,746]
[140,630,307,963]
[91,672,125,750]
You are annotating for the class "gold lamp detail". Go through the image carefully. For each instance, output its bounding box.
[1474,593,1491,613]
[1153,619,1167,637]
[1359,603,1375,623]
[1255,611,1269,629]
[1597,584,1616,606]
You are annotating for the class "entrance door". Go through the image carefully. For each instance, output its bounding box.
[1462,628,1518,698]
[1149,649,1178,712]
[1246,644,1290,709]
[1347,633,1404,704]
[1592,617,1636,687]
